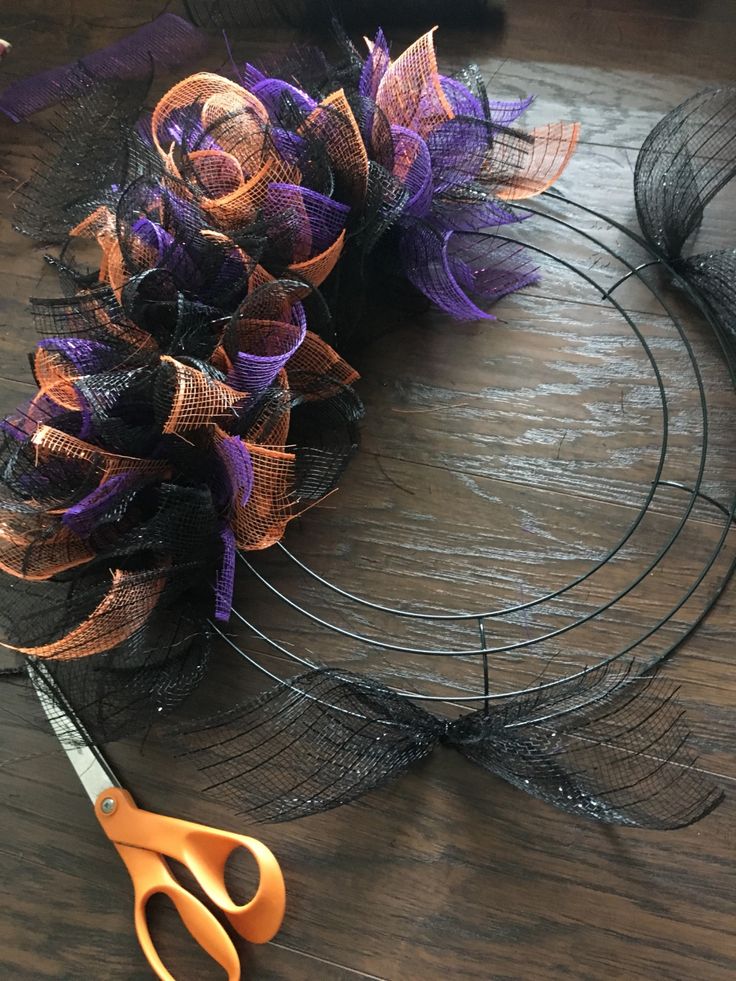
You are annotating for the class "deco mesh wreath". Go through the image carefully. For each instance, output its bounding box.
[0,24,728,830]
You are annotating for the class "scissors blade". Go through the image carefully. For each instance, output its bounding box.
[30,661,119,804]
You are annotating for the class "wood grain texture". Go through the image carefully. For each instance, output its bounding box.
[0,2,735,979]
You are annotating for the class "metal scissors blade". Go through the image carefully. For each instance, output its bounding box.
[29,660,118,803]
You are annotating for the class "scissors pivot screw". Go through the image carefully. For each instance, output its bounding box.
[100,796,117,815]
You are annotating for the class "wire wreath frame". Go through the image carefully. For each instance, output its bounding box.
[218,185,736,711]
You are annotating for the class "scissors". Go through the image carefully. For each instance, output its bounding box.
[29,660,286,981]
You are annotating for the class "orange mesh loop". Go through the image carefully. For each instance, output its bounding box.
[233,442,296,551]
[199,229,255,277]
[31,425,170,480]
[188,149,245,198]
[200,90,270,176]
[105,240,128,303]
[4,567,168,659]
[0,522,94,580]
[33,350,83,411]
[375,29,454,138]
[38,380,82,413]
[286,331,360,399]
[496,122,580,201]
[248,263,277,293]
[240,278,311,335]
[201,156,302,228]
[159,355,246,434]
[70,205,118,284]
[201,88,269,130]
[302,90,369,204]
[287,229,346,288]
[69,204,116,242]
[210,344,233,374]
[151,73,249,162]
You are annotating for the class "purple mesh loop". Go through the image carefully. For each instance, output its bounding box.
[132,217,173,264]
[206,243,252,301]
[426,116,492,193]
[250,78,317,119]
[0,14,208,121]
[129,214,200,287]
[265,183,350,260]
[18,471,51,495]
[400,223,496,321]
[36,338,118,375]
[214,524,237,621]
[61,472,141,537]
[414,83,452,133]
[439,75,485,119]
[359,29,390,100]
[241,63,266,89]
[268,126,306,165]
[226,319,307,391]
[453,233,540,302]
[431,196,530,233]
[488,96,535,128]
[391,126,433,216]
[159,184,210,247]
[290,301,307,330]
[216,433,254,508]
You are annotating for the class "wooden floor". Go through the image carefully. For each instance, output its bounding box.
[1,1,735,978]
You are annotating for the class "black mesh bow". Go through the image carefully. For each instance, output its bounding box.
[171,661,722,829]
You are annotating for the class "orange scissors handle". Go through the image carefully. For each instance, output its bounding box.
[93,787,286,978]
[113,839,241,981]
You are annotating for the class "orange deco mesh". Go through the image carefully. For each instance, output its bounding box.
[31,425,170,480]
[158,355,247,434]
[203,156,302,229]
[33,349,82,410]
[495,122,581,201]
[6,567,168,659]
[288,230,346,287]
[213,426,297,551]
[0,521,94,580]
[150,73,260,162]
[375,29,454,138]
[302,90,369,204]
[286,331,360,400]
[242,367,291,448]
[0,27,581,744]
[150,71,302,229]
[234,443,296,550]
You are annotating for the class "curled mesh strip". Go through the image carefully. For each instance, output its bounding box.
[633,87,736,348]
[635,87,736,260]
[14,77,151,242]
[172,668,443,821]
